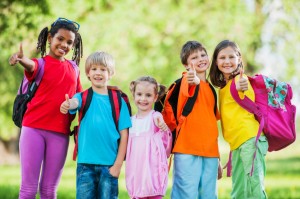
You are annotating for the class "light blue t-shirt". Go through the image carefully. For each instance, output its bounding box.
[70,90,132,165]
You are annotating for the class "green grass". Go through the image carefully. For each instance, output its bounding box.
[1,137,300,199]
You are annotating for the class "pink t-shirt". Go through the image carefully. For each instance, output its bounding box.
[22,55,82,134]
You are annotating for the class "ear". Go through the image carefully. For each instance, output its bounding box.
[183,64,189,71]
[47,33,52,44]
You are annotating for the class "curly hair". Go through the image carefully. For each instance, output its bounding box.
[36,19,83,65]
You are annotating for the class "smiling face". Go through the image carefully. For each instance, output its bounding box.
[184,49,209,73]
[48,28,75,61]
[216,46,241,81]
[133,81,158,114]
[87,64,111,90]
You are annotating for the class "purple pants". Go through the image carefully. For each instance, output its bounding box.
[19,127,69,199]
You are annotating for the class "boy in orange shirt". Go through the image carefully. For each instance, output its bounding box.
[163,41,222,199]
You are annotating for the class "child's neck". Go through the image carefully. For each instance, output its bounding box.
[196,72,207,82]
[92,85,108,95]
[136,109,152,118]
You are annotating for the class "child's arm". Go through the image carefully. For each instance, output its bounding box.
[9,43,35,72]
[109,128,128,178]
[60,94,79,114]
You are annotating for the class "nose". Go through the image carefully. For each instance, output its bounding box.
[61,41,68,48]
[224,57,230,63]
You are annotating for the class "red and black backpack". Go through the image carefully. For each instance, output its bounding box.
[71,86,132,160]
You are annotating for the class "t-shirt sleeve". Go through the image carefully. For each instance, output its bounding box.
[24,59,38,82]
[69,92,82,114]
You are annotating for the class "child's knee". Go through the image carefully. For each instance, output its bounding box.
[39,185,57,199]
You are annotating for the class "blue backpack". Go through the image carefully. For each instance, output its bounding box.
[12,58,79,128]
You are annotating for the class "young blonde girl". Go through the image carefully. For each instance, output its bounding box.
[125,76,172,199]
[209,40,268,199]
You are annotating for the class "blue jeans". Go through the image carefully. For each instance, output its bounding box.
[76,163,118,199]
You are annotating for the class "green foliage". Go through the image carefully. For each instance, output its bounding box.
[0,0,299,140]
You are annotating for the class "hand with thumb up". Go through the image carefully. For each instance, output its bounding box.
[60,94,79,114]
[60,94,71,114]
[186,62,200,85]
[236,69,248,92]
[154,115,169,132]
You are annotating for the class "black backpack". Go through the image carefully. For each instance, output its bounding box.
[154,77,217,151]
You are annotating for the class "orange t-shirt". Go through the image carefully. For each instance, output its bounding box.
[171,75,220,157]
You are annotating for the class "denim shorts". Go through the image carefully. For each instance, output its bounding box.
[76,163,118,199]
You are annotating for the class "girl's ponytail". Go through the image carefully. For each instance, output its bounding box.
[37,27,49,57]
[157,84,167,101]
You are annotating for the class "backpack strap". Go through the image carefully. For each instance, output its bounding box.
[80,87,93,121]
[72,87,93,161]
[36,58,45,85]
[181,84,199,116]
[108,88,122,131]
[229,78,265,177]
[19,58,45,95]
[67,60,80,80]
[167,78,182,124]
[209,83,217,116]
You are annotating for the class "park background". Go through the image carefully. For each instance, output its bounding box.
[0,0,299,198]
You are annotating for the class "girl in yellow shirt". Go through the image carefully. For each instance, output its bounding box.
[209,40,268,199]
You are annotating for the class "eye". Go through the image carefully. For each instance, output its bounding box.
[146,93,152,97]
[67,41,73,45]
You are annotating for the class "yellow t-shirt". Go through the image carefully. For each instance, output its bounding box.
[219,75,259,150]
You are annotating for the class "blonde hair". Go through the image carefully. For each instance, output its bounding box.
[129,76,166,101]
[85,51,115,77]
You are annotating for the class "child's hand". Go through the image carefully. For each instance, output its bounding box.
[9,43,24,66]
[186,62,200,85]
[60,94,71,114]
[236,69,248,91]
[109,164,121,178]
[155,116,169,132]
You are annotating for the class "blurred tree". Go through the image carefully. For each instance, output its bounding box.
[0,0,49,140]
[1,0,298,146]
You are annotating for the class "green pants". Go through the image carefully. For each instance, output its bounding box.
[231,136,268,199]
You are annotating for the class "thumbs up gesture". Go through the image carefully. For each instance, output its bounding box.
[236,69,248,91]
[186,62,200,85]
[60,94,71,114]
[9,43,24,66]
[155,115,169,132]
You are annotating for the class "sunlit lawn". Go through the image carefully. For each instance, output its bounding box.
[1,137,300,199]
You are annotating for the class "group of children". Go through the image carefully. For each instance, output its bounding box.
[9,18,268,199]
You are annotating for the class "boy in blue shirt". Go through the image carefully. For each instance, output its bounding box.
[60,51,131,199]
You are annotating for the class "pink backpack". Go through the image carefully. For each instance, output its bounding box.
[229,74,296,175]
